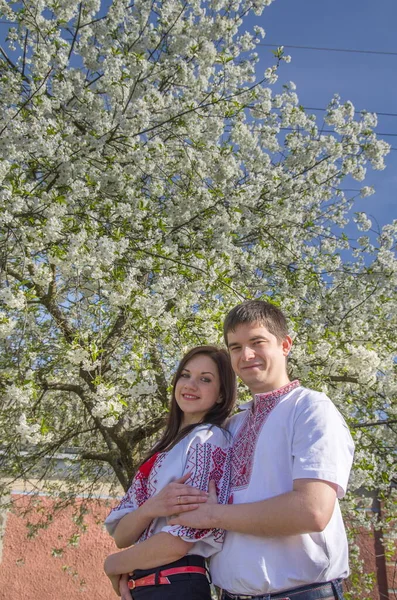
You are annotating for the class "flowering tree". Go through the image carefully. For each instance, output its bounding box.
[0,0,396,592]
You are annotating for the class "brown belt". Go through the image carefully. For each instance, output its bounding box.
[128,566,207,589]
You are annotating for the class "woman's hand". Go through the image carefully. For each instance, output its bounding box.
[119,573,131,600]
[144,472,208,518]
[107,573,121,596]
[105,555,124,596]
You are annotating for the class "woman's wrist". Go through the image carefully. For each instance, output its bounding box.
[140,497,155,520]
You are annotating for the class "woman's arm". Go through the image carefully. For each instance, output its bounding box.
[112,502,153,549]
[113,473,209,548]
[105,532,191,576]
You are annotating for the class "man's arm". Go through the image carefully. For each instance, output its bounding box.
[168,478,338,537]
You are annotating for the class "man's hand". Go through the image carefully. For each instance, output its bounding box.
[168,480,218,529]
[172,478,338,538]
[145,472,209,519]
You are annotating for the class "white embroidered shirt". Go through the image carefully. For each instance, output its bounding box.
[105,424,232,558]
[211,381,355,595]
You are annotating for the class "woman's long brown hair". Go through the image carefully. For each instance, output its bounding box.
[141,345,236,465]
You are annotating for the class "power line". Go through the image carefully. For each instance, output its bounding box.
[304,107,397,118]
[275,108,397,136]
[278,128,397,152]
[280,126,397,137]
[279,126,397,138]
[1,28,397,127]
[259,43,397,57]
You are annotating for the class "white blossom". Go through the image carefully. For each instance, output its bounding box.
[354,212,372,232]
[0,288,26,310]
[360,186,374,197]
[16,414,42,444]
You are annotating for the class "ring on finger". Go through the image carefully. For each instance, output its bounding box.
[177,496,181,505]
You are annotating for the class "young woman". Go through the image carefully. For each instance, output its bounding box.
[104,345,236,600]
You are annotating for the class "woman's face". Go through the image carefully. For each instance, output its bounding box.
[174,354,221,426]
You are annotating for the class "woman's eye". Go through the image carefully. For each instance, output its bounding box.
[180,373,189,378]
[201,378,211,383]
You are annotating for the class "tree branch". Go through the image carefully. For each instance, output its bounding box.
[0,44,18,71]
[80,450,115,462]
[101,309,128,363]
[21,28,29,79]
[351,419,397,429]
[130,414,167,444]
[43,382,86,396]
[0,68,53,137]
[68,3,82,60]
[148,345,169,407]
[329,375,359,383]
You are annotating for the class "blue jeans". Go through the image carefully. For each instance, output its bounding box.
[221,579,345,600]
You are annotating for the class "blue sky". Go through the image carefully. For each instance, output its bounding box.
[247,0,397,230]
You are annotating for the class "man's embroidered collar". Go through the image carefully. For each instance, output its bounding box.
[231,379,300,490]
[254,379,300,408]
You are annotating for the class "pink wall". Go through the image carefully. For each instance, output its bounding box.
[1,493,396,599]
[0,494,117,600]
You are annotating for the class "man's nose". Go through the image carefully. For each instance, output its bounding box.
[241,346,255,361]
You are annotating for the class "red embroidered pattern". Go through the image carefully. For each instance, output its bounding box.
[172,442,232,544]
[108,452,166,528]
[231,380,300,491]
[106,429,232,545]
[137,453,167,542]
[138,452,159,478]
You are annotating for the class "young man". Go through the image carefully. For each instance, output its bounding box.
[169,300,354,600]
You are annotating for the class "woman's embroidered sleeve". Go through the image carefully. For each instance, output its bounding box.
[161,429,232,551]
[104,454,160,536]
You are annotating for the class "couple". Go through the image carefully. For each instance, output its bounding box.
[104,301,354,600]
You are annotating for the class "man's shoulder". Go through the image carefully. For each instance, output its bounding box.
[276,385,343,422]
[292,386,349,428]
[292,385,333,407]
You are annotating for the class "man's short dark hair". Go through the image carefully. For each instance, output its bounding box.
[223,300,289,344]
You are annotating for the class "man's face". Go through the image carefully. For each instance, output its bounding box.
[226,322,292,395]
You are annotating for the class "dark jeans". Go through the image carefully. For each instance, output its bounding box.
[221,579,345,600]
[128,555,211,600]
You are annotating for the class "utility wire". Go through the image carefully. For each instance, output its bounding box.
[280,126,397,138]
[2,28,397,132]
[304,107,397,118]
[278,128,397,151]
[1,22,397,56]
[259,43,397,57]
[275,124,397,138]
[274,108,397,137]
